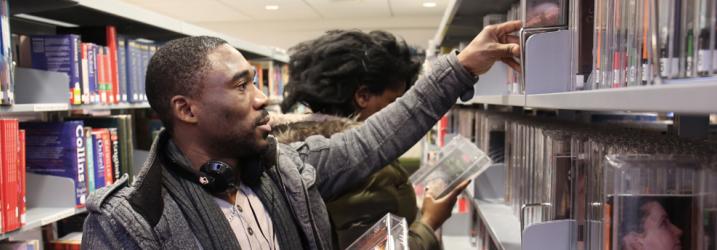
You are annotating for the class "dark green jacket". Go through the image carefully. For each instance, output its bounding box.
[273,115,440,250]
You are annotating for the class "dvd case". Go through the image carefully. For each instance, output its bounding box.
[413,135,492,199]
[345,213,408,250]
[603,155,705,250]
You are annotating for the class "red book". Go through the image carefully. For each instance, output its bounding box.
[96,49,107,104]
[103,47,114,104]
[106,26,120,104]
[99,129,113,185]
[17,130,25,226]
[0,119,20,232]
[438,115,449,147]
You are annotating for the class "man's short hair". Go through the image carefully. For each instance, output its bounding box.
[146,36,228,131]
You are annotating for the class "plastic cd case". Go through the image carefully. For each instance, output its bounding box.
[413,135,492,198]
[603,154,705,250]
[345,213,408,250]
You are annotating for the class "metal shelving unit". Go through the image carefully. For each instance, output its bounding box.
[9,0,288,62]
[0,207,86,241]
[470,199,522,250]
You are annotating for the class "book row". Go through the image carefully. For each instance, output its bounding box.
[0,0,289,106]
[447,108,717,249]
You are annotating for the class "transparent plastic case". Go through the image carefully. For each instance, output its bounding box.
[414,136,492,198]
[345,213,408,250]
[603,154,705,250]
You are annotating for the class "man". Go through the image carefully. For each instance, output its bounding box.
[81,20,522,250]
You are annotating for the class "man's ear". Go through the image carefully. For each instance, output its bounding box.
[171,95,199,124]
[353,85,372,109]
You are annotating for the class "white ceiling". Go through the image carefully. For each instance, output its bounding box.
[120,0,448,51]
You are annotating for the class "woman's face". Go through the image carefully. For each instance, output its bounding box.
[639,201,683,250]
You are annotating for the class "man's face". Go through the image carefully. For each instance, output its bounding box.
[194,44,271,158]
[640,201,683,250]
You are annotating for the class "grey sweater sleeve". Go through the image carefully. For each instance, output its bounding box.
[297,52,476,200]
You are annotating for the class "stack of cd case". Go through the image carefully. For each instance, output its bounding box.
[345,213,408,250]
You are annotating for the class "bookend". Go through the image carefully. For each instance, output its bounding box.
[521,219,577,250]
[523,30,572,94]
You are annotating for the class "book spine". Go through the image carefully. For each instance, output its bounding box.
[109,128,120,181]
[80,43,89,104]
[117,37,127,103]
[70,35,81,105]
[126,40,138,103]
[0,0,12,105]
[90,131,105,190]
[139,43,149,102]
[1,119,19,232]
[84,128,95,194]
[87,44,98,104]
[103,47,112,104]
[72,123,87,207]
[96,47,106,104]
[17,130,25,226]
[106,26,120,104]
[100,129,113,185]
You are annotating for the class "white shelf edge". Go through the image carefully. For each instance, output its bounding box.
[0,207,86,240]
[74,0,288,63]
[526,79,717,114]
[460,77,717,113]
[0,102,151,113]
[471,199,522,250]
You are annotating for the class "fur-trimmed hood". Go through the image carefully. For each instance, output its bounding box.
[270,113,361,144]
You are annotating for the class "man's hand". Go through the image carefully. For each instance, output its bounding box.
[419,180,471,231]
[457,20,522,76]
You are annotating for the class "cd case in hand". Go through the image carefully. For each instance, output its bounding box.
[345,213,408,250]
[413,135,492,198]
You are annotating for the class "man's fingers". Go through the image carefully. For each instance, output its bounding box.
[501,57,521,73]
[499,34,520,45]
[495,43,521,58]
[495,20,522,35]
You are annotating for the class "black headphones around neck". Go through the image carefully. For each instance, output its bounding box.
[196,160,237,194]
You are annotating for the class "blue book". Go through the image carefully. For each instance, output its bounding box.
[87,43,99,104]
[138,41,150,102]
[90,131,106,190]
[83,128,95,193]
[30,35,82,105]
[125,39,141,103]
[20,121,88,206]
[116,36,128,103]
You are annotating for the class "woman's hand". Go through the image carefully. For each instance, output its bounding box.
[419,180,471,230]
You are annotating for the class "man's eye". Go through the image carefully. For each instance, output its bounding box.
[236,81,248,91]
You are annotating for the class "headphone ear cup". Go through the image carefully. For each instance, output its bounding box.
[199,161,236,194]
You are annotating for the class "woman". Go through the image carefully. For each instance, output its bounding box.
[620,198,685,250]
[274,30,468,249]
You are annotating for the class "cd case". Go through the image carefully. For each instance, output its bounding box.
[413,135,492,198]
[345,213,408,250]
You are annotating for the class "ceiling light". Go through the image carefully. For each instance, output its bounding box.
[265,5,279,10]
[422,2,437,7]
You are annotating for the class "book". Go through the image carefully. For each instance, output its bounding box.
[125,39,141,103]
[346,213,408,250]
[83,128,94,193]
[108,128,121,181]
[57,26,120,103]
[98,128,113,185]
[116,36,127,102]
[87,44,99,104]
[49,232,81,250]
[89,130,106,190]
[17,130,25,226]
[0,240,40,250]
[0,0,12,106]
[29,35,82,105]
[0,119,19,232]
[21,121,88,207]
[66,115,134,183]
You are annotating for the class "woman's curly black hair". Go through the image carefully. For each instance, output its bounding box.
[280,30,423,116]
